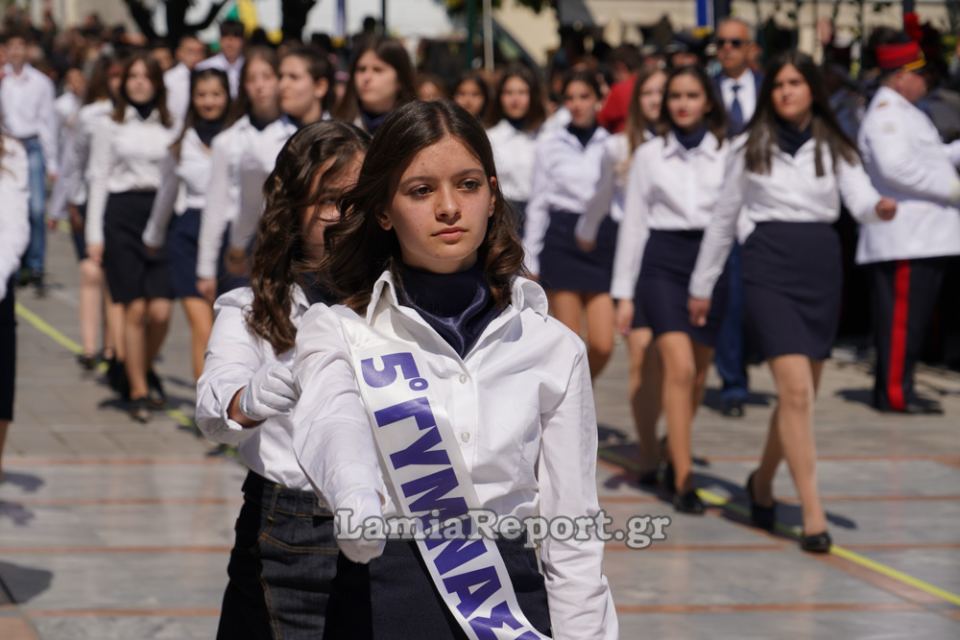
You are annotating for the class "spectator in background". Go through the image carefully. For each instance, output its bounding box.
[0,29,57,296]
[597,44,641,133]
[149,38,174,72]
[165,32,207,126]
[666,31,706,69]
[48,65,86,227]
[196,19,246,97]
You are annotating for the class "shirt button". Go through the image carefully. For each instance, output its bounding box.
[458,374,468,384]
[460,432,471,443]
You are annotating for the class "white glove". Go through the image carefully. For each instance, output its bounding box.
[334,489,386,564]
[239,362,298,422]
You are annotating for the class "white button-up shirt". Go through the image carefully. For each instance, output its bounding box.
[293,271,618,640]
[0,137,29,301]
[196,285,319,491]
[523,124,610,274]
[69,100,113,206]
[856,86,960,264]
[576,132,646,247]
[164,62,192,127]
[48,91,82,220]
[486,118,539,203]
[611,131,728,300]
[195,53,245,98]
[197,116,248,279]
[142,127,214,248]
[690,134,884,300]
[0,63,57,172]
[84,106,178,247]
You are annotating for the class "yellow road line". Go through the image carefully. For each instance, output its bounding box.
[599,448,960,608]
[15,302,194,428]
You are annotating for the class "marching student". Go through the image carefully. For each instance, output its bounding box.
[197,121,371,639]
[196,47,281,303]
[196,19,246,97]
[293,100,617,640]
[524,69,615,380]
[485,63,547,233]
[576,67,667,484]
[142,68,231,381]
[164,32,207,126]
[0,134,30,479]
[608,65,729,513]
[225,46,335,259]
[332,36,415,135]
[689,52,897,551]
[85,53,179,423]
[857,38,960,415]
[48,66,85,228]
[452,71,490,121]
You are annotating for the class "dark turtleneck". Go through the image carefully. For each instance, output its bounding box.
[249,112,276,132]
[775,116,813,156]
[673,124,707,150]
[128,97,157,121]
[360,108,389,135]
[194,116,225,147]
[567,122,598,148]
[397,262,501,358]
[506,116,527,131]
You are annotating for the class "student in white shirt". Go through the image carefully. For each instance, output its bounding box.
[577,66,667,485]
[48,67,85,227]
[485,63,547,234]
[688,52,897,552]
[196,47,281,303]
[524,69,615,380]
[197,121,370,640]
[0,30,56,291]
[0,135,30,480]
[142,69,231,381]
[85,53,179,423]
[609,66,731,514]
[294,100,617,640]
[164,32,207,126]
[196,19,246,97]
[331,37,415,135]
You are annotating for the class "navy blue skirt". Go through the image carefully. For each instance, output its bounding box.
[742,221,841,361]
[323,538,552,640]
[167,208,203,299]
[102,191,173,304]
[540,210,618,294]
[638,229,727,346]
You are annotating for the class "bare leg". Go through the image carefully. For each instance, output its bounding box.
[548,289,584,337]
[145,298,172,363]
[583,292,615,379]
[78,259,103,357]
[657,332,698,493]
[181,297,213,380]
[124,299,148,399]
[627,328,661,473]
[105,288,125,361]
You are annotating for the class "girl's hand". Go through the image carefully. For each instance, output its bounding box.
[615,299,634,336]
[875,197,897,221]
[225,247,249,276]
[86,243,103,265]
[688,296,711,328]
[196,278,216,304]
[575,235,596,253]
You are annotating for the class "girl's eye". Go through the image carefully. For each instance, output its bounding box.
[461,179,481,191]
[410,185,432,197]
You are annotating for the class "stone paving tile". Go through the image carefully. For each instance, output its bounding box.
[30,616,217,640]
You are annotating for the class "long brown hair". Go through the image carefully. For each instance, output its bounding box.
[319,100,524,314]
[112,52,172,127]
[488,63,546,131]
[248,121,370,354]
[83,54,119,106]
[744,50,859,176]
[332,37,415,123]
[225,46,280,126]
[657,65,726,148]
[170,68,231,160]
[625,68,666,155]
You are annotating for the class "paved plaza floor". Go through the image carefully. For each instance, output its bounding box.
[1,232,958,639]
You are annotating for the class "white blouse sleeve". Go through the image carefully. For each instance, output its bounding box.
[610,149,649,301]
[84,119,114,247]
[197,134,236,280]
[0,140,30,299]
[522,139,552,275]
[292,305,384,510]
[195,289,264,446]
[836,155,882,224]
[688,142,748,300]
[537,342,619,640]
[142,153,179,248]
[575,141,618,244]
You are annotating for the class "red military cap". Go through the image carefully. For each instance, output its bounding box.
[876,41,926,72]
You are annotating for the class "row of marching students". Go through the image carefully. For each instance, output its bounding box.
[70,36,417,423]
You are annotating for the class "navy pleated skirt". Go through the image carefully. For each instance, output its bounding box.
[540,210,618,294]
[638,229,728,346]
[323,538,552,640]
[167,208,203,299]
[742,221,841,361]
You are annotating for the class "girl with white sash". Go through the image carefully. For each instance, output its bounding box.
[292,101,618,639]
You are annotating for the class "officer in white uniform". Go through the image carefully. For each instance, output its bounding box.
[858,39,960,414]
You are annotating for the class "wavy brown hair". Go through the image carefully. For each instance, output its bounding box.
[112,52,172,127]
[247,121,370,353]
[656,65,726,149]
[319,100,525,314]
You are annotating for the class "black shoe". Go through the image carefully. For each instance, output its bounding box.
[129,397,151,423]
[637,469,659,487]
[76,353,98,371]
[16,267,32,288]
[659,461,675,492]
[746,471,776,531]
[32,273,46,298]
[874,396,944,415]
[673,489,706,515]
[106,358,131,400]
[721,399,745,418]
[146,369,166,409]
[799,530,832,553]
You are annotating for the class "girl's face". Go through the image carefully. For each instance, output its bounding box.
[564,80,599,128]
[454,79,486,118]
[666,73,710,130]
[382,135,496,274]
[244,57,280,117]
[125,60,156,104]
[193,76,229,121]
[500,76,531,121]
[279,55,328,122]
[639,71,666,123]
[416,80,444,102]
[301,152,365,260]
[355,50,399,114]
[107,63,124,99]
[772,63,813,126]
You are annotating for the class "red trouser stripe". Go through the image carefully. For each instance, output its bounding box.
[887,260,911,411]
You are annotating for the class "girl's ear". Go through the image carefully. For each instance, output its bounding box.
[315,77,330,100]
[487,176,497,217]
[377,210,394,230]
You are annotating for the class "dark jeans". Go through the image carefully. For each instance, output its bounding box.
[217,471,338,640]
[714,243,750,402]
[22,136,46,275]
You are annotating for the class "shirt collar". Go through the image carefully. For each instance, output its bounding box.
[4,62,33,79]
[722,68,753,86]
[124,104,162,123]
[875,85,911,110]
[662,130,721,159]
[292,284,311,314]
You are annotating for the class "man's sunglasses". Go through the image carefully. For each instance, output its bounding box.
[717,38,745,48]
